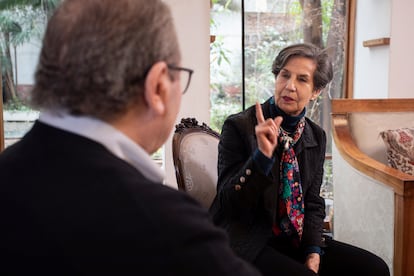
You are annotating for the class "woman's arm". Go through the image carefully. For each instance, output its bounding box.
[216,112,274,220]
[301,129,326,248]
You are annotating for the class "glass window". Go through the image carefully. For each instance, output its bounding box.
[210,0,349,226]
[210,0,243,133]
[0,1,164,165]
[211,0,348,137]
[0,4,49,150]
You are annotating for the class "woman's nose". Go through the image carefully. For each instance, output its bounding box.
[285,78,296,91]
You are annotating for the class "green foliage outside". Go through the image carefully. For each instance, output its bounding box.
[210,0,337,200]
[0,0,62,110]
[244,28,289,108]
[210,0,336,132]
[3,97,31,111]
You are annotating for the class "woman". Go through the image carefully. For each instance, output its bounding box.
[210,43,389,276]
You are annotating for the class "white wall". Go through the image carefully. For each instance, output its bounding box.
[163,0,211,188]
[388,0,414,98]
[354,0,414,99]
[353,0,391,99]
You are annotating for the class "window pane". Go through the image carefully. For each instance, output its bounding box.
[2,5,46,149]
[0,1,166,167]
[211,0,347,143]
[210,0,243,133]
[244,0,302,108]
[210,0,348,224]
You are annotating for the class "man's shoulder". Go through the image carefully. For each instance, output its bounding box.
[129,179,211,227]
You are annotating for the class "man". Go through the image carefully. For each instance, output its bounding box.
[0,0,260,275]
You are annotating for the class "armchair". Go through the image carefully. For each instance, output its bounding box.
[172,118,220,208]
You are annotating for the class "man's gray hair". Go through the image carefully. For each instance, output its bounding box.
[31,0,180,120]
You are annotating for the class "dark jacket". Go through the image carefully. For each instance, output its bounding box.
[0,121,260,275]
[210,98,326,262]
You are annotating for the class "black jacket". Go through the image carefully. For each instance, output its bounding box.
[0,121,260,275]
[210,98,326,262]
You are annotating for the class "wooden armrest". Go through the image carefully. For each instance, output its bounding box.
[331,98,414,276]
[332,112,414,195]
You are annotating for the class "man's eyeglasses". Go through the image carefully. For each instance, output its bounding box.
[167,64,194,94]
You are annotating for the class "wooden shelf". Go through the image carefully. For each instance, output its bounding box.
[363,37,390,47]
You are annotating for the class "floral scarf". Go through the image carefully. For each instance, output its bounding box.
[272,116,306,246]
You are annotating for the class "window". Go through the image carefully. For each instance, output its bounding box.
[210,0,349,137]
[0,3,50,151]
[210,0,352,212]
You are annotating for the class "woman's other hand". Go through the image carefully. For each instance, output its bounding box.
[305,253,320,274]
[255,102,283,158]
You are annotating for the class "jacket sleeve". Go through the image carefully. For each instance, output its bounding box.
[158,189,262,276]
[301,129,327,248]
[215,114,273,223]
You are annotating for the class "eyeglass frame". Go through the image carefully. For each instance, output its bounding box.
[167,64,194,94]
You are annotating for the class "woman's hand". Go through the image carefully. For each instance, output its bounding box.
[255,102,283,158]
[305,253,320,274]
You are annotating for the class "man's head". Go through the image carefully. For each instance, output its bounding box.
[31,0,181,122]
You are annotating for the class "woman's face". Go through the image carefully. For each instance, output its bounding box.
[274,56,320,116]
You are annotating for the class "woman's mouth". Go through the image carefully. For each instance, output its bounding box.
[282,96,294,102]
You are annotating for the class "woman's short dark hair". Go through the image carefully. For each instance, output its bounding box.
[271,43,333,91]
[31,0,180,121]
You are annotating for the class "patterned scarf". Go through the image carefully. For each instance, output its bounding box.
[272,117,306,245]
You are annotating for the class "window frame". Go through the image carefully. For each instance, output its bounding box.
[344,0,356,99]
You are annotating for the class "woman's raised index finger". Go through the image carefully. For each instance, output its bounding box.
[255,102,265,123]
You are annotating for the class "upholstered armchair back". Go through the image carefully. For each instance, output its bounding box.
[172,118,220,209]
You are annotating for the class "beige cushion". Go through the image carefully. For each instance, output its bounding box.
[380,128,414,175]
[179,132,219,208]
[349,112,414,165]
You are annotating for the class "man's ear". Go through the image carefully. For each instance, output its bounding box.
[144,61,170,115]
